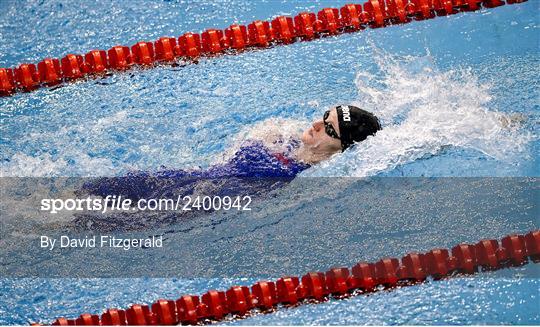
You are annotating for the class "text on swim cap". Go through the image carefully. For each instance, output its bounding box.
[342,106,351,122]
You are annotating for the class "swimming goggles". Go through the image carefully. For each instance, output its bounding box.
[323,110,340,140]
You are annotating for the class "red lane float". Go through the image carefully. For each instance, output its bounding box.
[501,234,528,266]
[340,4,367,30]
[525,230,540,261]
[294,12,317,40]
[225,24,249,50]
[301,272,327,299]
[400,252,427,282]
[408,0,435,20]
[176,295,200,324]
[276,276,300,304]
[364,0,385,27]
[154,37,179,62]
[451,244,477,274]
[61,54,85,80]
[178,32,202,58]
[201,290,228,319]
[251,281,277,309]
[483,0,505,8]
[461,0,482,11]
[51,318,73,326]
[475,239,499,270]
[37,58,62,86]
[151,299,177,325]
[126,304,156,325]
[131,42,155,65]
[325,267,351,294]
[318,8,342,34]
[14,63,40,91]
[271,16,295,44]
[423,249,450,279]
[351,262,377,290]
[107,46,132,70]
[84,50,108,74]
[432,0,456,15]
[226,286,252,315]
[100,309,127,326]
[0,68,15,96]
[386,0,409,23]
[201,29,228,54]
[43,230,540,326]
[247,20,273,47]
[375,258,400,286]
[1,0,526,97]
[74,313,99,326]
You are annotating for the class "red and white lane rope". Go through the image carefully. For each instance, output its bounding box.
[41,230,539,325]
[0,0,528,97]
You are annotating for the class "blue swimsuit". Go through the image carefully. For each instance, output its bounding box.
[83,142,310,200]
[160,142,309,178]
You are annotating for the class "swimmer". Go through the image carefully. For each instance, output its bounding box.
[296,105,382,165]
[83,105,382,201]
[160,104,382,178]
[78,105,382,229]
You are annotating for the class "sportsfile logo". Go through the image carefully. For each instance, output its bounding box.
[40,195,252,214]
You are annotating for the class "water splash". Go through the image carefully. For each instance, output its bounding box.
[302,48,534,177]
[218,117,309,163]
[0,110,125,177]
[0,47,534,178]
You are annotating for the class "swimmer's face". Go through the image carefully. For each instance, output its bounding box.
[301,108,342,154]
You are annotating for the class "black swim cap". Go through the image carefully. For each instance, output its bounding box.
[336,105,382,151]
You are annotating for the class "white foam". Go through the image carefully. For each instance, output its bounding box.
[0,108,126,177]
[217,117,309,163]
[1,153,65,177]
[2,49,534,178]
[302,48,534,177]
[0,151,117,177]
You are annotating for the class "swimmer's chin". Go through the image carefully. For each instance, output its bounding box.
[499,113,527,130]
[300,128,313,145]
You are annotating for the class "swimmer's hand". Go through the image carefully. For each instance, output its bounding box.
[498,113,526,130]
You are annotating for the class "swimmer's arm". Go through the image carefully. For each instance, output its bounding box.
[498,113,526,130]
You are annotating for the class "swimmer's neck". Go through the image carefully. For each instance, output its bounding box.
[293,145,334,165]
[259,134,334,165]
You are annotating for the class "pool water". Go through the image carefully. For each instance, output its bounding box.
[0,0,539,325]
[1,0,538,177]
